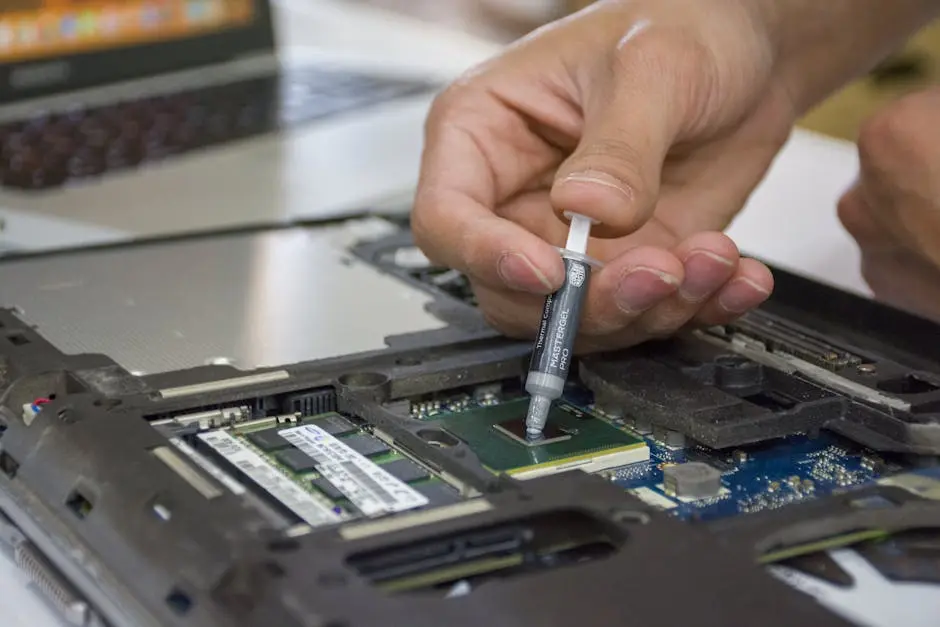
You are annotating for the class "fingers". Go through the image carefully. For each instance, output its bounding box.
[692,258,773,326]
[476,230,774,351]
[579,246,685,336]
[857,249,940,323]
[474,284,545,340]
[413,87,566,294]
[837,180,888,252]
[577,232,753,350]
[414,184,564,295]
[850,87,940,267]
[476,245,686,343]
[838,88,940,319]
[549,36,678,238]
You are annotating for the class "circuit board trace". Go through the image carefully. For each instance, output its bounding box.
[409,389,887,521]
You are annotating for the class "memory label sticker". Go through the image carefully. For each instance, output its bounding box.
[280,425,429,516]
[170,436,246,495]
[198,430,341,527]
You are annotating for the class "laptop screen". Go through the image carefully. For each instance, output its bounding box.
[0,1,257,63]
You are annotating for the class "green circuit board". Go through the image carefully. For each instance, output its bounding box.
[424,399,648,477]
[194,413,460,527]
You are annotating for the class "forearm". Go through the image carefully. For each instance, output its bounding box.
[757,0,940,113]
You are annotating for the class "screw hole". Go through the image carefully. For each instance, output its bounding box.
[0,451,19,478]
[165,589,194,615]
[6,332,29,346]
[66,489,94,519]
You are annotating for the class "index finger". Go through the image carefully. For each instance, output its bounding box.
[412,86,565,294]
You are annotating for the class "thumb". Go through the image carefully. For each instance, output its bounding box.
[551,84,674,238]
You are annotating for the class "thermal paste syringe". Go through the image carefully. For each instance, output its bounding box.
[524,212,596,440]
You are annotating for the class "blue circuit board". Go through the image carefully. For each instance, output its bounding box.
[606,425,883,522]
[414,386,894,523]
[556,383,892,521]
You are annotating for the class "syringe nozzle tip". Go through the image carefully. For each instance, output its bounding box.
[525,395,552,438]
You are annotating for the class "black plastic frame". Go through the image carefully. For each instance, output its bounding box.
[0,224,938,627]
[0,312,866,627]
[0,0,277,104]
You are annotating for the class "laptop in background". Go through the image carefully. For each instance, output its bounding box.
[0,0,442,251]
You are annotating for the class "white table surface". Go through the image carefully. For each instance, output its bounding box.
[0,2,896,626]
[729,129,868,296]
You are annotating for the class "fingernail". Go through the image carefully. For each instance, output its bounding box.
[679,250,735,302]
[562,170,633,202]
[497,252,555,293]
[615,266,680,314]
[718,278,771,314]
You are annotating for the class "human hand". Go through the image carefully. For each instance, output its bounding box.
[838,87,940,323]
[412,0,786,351]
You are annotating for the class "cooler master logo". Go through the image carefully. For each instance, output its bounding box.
[567,263,586,288]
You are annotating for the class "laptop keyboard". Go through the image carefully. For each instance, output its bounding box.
[0,68,435,192]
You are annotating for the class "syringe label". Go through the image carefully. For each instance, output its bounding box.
[528,256,591,379]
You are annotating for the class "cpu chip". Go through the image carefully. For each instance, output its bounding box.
[428,400,648,479]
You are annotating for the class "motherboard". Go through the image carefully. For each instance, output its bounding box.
[0,224,938,627]
[407,385,890,522]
